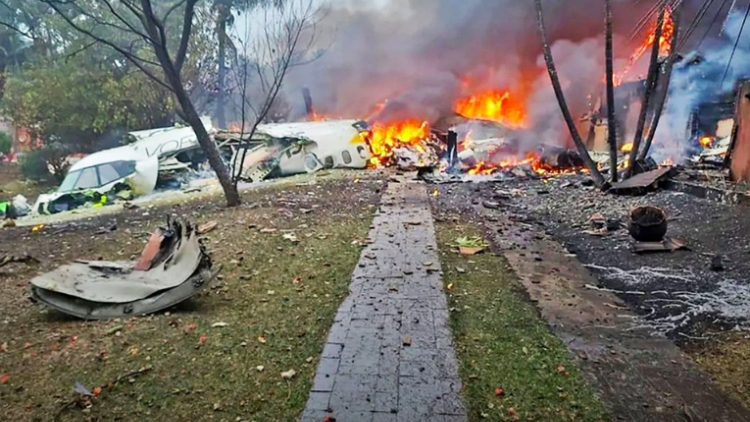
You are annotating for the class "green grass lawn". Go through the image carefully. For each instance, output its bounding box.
[437,222,609,422]
[0,180,378,422]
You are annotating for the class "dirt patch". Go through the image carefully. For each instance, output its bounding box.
[691,333,750,408]
[0,178,382,422]
[434,215,608,421]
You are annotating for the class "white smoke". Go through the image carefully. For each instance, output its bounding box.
[652,9,750,162]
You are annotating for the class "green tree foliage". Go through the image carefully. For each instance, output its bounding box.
[3,57,174,152]
[0,131,11,155]
[0,0,217,154]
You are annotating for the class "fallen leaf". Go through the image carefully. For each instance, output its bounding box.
[198,334,208,345]
[507,407,519,420]
[106,325,124,335]
[292,276,302,285]
[459,246,484,256]
[184,323,198,335]
[305,356,314,363]
[197,221,218,234]
[258,336,267,344]
[281,369,296,379]
[402,336,412,346]
[256,366,265,372]
[128,347,139,356]
[0,342,6,352]
[446,283,454,290]
[556,364,565,374]
[260,228,277,233]
[283,233,299,243]
[0,374,9,384]
[92,386,102,397]
[23,342,32,349]
[495,387,504,396]
[522,346,529,355]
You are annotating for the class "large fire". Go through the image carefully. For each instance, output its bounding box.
[454,90,527,128]
[365,120,430,167]
[614,6,674,86]
[363,88,589,176]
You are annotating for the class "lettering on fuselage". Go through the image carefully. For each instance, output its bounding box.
[144,135,198,158]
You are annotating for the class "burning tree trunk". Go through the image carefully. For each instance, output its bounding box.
[640,3,683,161]
[605,0,617,182]
[625,5,665,178]
[534,0,606,187]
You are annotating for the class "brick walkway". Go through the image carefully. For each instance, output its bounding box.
[300,180,467,422]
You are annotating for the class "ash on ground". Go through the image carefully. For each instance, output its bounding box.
[434,174,750,339]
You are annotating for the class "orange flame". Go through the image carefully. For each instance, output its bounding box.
[614,6,674,86]
[309,110,329,121]
[620,142,634,153]
[699,136,713,148]
[365,120,430,167]
[454,90,527,128]
[467,151,586,177]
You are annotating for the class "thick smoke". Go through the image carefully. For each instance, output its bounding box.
[653,9,750,162]
[281,0,652,147]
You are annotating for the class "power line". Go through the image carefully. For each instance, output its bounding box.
[720,1,750,86]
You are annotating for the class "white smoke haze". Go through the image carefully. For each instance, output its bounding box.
[654,9,750,162]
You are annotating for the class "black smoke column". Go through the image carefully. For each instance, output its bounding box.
[447,129,459,172]
[302,87,314,117]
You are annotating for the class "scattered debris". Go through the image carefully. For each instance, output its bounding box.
[632,237,690,254]
[283,233,299,243]
[30,217,221,319]
[710,255,725,272]
[628,206,667,242]
[0,254,40,269]
[281,369,296,380]
[402,336,412,346]
[609,167,675,195]
[55,366,153,419]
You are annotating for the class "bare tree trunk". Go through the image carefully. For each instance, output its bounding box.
[534,0,606,187]
[605,0,617,182]
[158,53,240,207]
[216,7,229,129]
[639,3,682,161]
[625,5,665,178]
[177,80,241,206]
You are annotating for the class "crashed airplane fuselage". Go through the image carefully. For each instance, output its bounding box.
[32,118,215,215]
[229,119,371,182]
